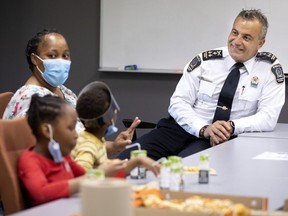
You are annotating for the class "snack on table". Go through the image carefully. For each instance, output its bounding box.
[132,186,251,216]
[183,166,217,175]
[182,196,250,216]
[132,181,161,207]
[133,188,162,207]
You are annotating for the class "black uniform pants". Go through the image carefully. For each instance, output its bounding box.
[117,116,211,160]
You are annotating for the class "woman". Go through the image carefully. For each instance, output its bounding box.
[3,29,77,120]
[3,28,141,155]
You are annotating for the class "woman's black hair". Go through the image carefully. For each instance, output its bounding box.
[27,94,67,137]
[25,28,59,71]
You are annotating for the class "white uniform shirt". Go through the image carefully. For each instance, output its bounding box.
[168,47,285,137]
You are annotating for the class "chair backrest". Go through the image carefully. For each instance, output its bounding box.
[122,118,156,142]
[0,117,36,214]
[0,92,13,118]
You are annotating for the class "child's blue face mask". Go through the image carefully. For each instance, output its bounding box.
[47,124,63,163]
[105,120,118,137]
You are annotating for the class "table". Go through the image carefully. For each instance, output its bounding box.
[10,137,288,215]
[9,197,80,216]
[239,123,288,139]
[182,136,288,211]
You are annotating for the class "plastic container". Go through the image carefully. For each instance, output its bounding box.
[86,168,105,180]
[159,159,171,189]
[168,156,184,191]
[198,153,209,184]
[130,149,147,179]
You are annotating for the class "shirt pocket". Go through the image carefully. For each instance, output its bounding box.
[237,86,260,113]
[198,81,216,102]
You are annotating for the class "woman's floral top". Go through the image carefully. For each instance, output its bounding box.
[3,84,77,119]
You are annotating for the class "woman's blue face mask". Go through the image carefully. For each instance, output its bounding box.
[35,54,71,87]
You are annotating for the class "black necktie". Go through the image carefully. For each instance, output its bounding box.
[212,62,244,123]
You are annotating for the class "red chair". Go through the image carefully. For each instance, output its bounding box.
[0,117,36,214]
[0,92,13,118]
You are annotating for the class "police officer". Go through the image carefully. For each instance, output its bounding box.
[118,9,285,160]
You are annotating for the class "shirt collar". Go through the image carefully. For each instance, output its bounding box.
[226,55,257,75]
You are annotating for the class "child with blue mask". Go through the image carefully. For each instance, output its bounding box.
[71,81,160,178]
[18,94,87,207]
[78,81,120,138]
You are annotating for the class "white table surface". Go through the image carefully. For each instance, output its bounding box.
[182,136,288,211]
[239,123,288,139]
[10,136,288,215]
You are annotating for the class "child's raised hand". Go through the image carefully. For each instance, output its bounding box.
[98,159,128,177]
[112,117,141,152]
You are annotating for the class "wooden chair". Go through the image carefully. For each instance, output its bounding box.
[0,117,36,214]
[0,92,13,118]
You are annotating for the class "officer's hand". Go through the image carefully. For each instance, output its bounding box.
[204,121,232,146]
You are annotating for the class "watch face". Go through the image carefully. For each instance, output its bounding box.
[229,121,235,135]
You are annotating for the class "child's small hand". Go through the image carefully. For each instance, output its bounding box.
[112,117,141,152]
[137,157,160,177]
[98,159,128,177]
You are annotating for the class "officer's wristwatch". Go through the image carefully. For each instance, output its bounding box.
[199,125,209,139]
[229,121,235,135]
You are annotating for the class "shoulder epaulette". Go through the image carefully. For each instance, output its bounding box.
[271,64,285,84]
[256,52,277,64]
[187,56,201,72]
[202,50,223,61]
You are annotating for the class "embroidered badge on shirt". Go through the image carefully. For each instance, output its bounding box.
[202,50,223,61]
[256,52,277,64]
[271,64,285,83]
[250,76,260,88]
[187,56,201,72]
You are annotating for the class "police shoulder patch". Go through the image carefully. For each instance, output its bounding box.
[187,56,201,72]
[271,64,285,83]
[202,50,223,61]
[256,52,277,64]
